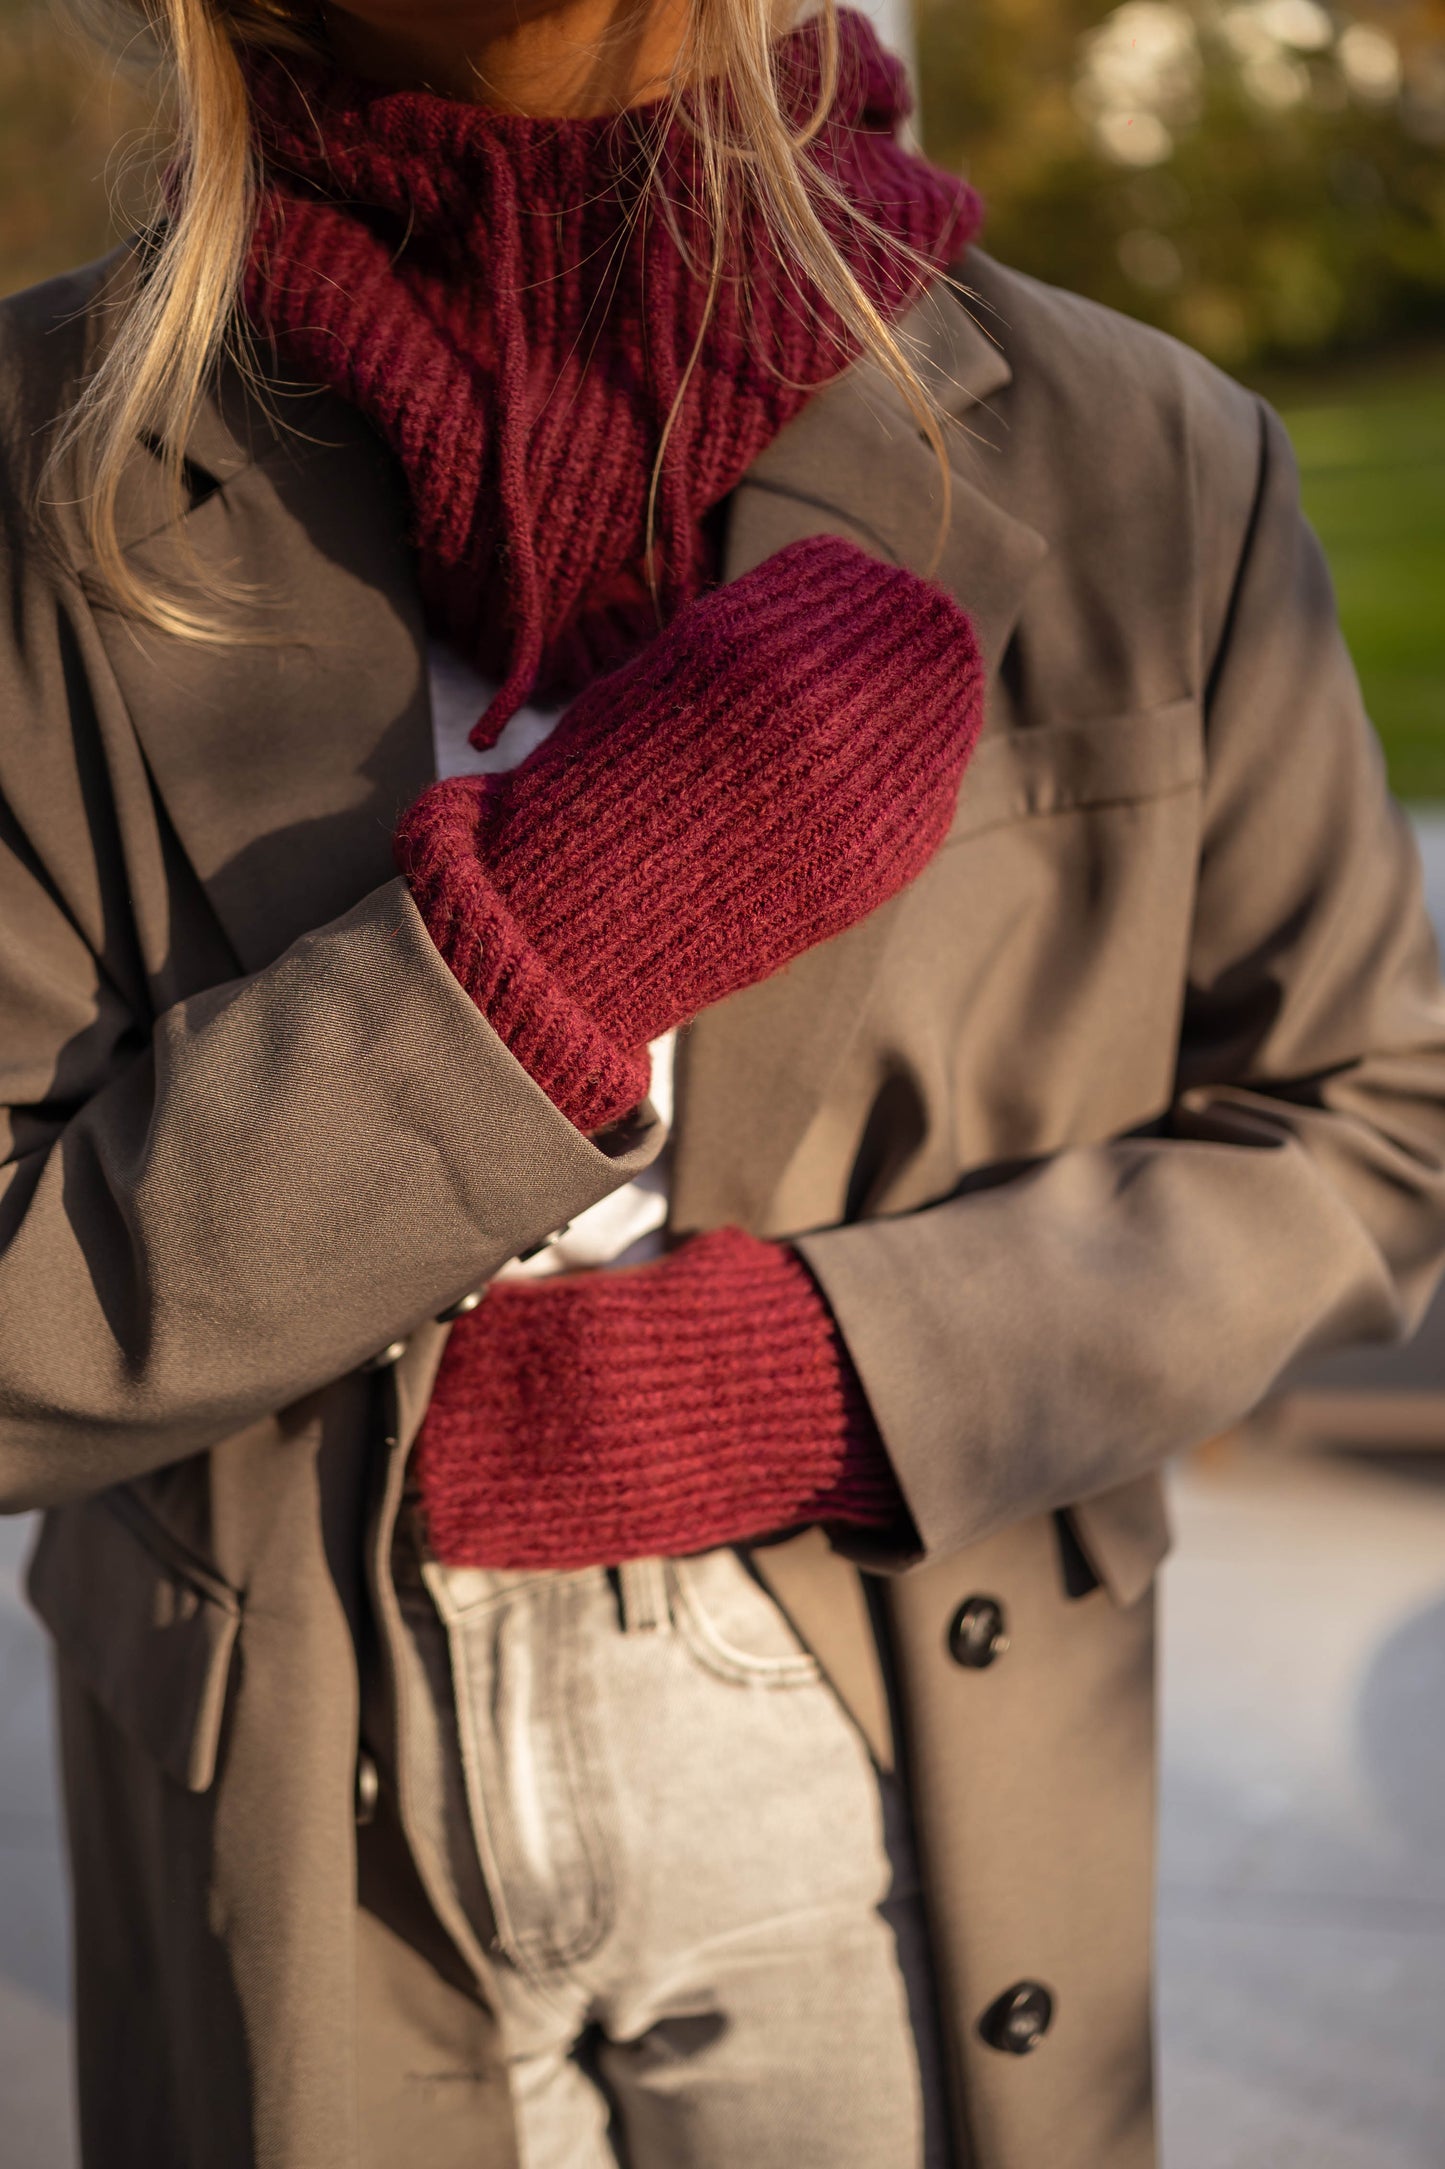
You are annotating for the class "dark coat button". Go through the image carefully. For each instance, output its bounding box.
[435,1290,485,1323]
[979,1982,1054,2055]
[354,1751,380,1827]
[948,1596,1009,1669]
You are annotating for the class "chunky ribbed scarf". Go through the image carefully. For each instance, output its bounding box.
[241,10,980,740]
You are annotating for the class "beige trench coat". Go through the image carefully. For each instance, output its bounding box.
[4,241,1445,2169]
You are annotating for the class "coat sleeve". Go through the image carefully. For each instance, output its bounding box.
[799,395,1445,1565]
[0,831,660,1512]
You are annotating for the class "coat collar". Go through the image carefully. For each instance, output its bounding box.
[93,362,437,976]
[723,266,1043,674]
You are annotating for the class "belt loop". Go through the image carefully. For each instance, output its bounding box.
[617,1557,669,1634]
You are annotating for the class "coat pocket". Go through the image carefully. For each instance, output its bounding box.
[26,1487,241,1792]
[1068,1472,1174,1610]
[944,695,1204,849]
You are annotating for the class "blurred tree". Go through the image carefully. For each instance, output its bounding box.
[917,0,1445,366]
[0,0,151,298]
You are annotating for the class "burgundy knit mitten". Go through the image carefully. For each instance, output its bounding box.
[413,1226,907,1569]
[395,535,984,1132]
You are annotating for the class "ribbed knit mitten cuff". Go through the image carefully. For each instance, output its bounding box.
[413,1226,908,1570]
[396,774,650,1133]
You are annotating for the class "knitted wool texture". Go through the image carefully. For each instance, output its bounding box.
[394,535,987,1133]
[416,1226,905,1568]
[241,10,981,741]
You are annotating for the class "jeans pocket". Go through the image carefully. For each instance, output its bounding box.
[422,1565,617,1974]
[666,1550,823,1687]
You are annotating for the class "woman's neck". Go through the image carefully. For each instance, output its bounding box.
[321,0,692,114]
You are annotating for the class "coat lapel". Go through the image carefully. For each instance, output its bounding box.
[670,273,1049,1238]
[94,368,436,975]
[723,274,1046,674]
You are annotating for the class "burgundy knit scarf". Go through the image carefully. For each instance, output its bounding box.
[242,11,981,743]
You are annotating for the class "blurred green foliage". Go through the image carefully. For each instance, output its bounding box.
[0,0,149,300]
[917,0,1445,370]
[1274,358,1445,796]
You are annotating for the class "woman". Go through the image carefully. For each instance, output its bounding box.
[3,0,1444,2159]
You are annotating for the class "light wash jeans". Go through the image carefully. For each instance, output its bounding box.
[396,1538,949,2168]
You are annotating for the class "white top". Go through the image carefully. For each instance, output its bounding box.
[427,645,675,1280]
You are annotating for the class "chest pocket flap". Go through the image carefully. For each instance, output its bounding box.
[27,1488,240,1792]
[946,695,1204,847]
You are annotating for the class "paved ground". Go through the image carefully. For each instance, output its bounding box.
[1410,809,1445,933]
[5,822,1445,2165]
[5,1430,1445,2167]
[0,1511,74,2168]
[1158,1435,1445,2169]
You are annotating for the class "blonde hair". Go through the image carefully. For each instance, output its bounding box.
[57,0,949,637]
